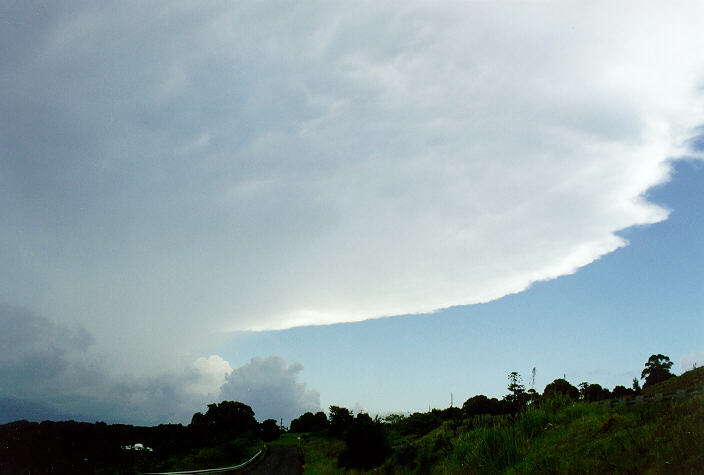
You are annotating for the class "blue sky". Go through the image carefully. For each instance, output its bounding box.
[219,159,704,416]
[2,2,704,425]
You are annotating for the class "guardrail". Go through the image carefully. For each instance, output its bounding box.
[141,445,266,475]
[594,385,704,408]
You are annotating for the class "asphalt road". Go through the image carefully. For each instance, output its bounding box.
[242,445,303,475]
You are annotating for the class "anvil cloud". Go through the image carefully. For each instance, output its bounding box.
[1,1,703,422]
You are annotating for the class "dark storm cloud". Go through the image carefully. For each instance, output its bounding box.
[0,305,200,424]
[0,305,320,424]
[0,304,93,395]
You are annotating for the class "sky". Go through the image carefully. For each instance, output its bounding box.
[1,1,703,425]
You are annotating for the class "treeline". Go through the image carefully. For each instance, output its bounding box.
[287,353,680,471]
[0,354,682,473]
[0,401,281,474]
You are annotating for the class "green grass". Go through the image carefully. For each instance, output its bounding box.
[382,396,703,473]
[271,432,306,446]
[440,396,704,474]
[279,432,347,474]
[155,437,263,472]
[285,393,704,473]
[643,365,704,395]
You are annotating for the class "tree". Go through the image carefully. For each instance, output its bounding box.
[463,395,492,417]
[260,419,280,442]
[632,377,641,394]
[329,406,353,436]
[189,401,258,441]
[612,385,634,398]
[641,354,675,388]
[290,411,329,433]
[583,384,611,402]
[462,395,506,417]
[506,372,525,404]
[578,382,589,400]
[382,414,405,424]
[396,412,442,436]
[526,388,541,405]
[505,372,529,412]
[338,413,391,469]
[543,378,579,400]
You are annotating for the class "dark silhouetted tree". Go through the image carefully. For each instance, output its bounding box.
[382,414,405,424]
[396,412,442,436]
[612,385,635,398]
[578,382,589,400]
[632,377,641,394]
[505,372,529,410]
[463,395,493,417]
[583,384,611,402]
[189,401,258,442]
[641,354,675,388]
[506,372,524,401]
[543,378,579,400]
[526,388,541,405]
[329,406,353,436]
[338,413,391,469]
[462,395,509,417]
[435,406,462,420]
[260,419,280,441]
[290,411,329,433]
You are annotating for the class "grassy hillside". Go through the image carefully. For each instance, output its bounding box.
[643,365,704,395]
[294,395,704,473]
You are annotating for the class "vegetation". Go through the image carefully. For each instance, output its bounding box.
[3,354,702,473]
[0,401,273,474]
[641,353,675,388]
[290,354,704,473]
[643,362,704,395]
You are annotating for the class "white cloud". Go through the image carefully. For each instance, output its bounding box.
[219,356,320,423]
[189,355,233,397]
[1,2,703,376]
[680,350,704,372]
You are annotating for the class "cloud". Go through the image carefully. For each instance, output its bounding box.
[0,305,319,424]
[0,304,201,423]
[680,350,704,372]
[219,356,320,424]
[0,304,93,399]
[1,2,704,390]
[189,355,233,397]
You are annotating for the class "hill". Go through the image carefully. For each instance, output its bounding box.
[643,365,704,396]
[291,394,704,473]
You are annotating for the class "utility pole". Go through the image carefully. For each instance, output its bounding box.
[450,392,453,407]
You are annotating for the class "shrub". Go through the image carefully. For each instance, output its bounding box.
[338,413,391,469]
[519,408,548,438]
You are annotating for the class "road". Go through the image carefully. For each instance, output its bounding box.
[141,445,302,475]
[242,445,303,475]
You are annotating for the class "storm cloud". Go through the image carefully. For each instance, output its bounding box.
[219,356,321,424]
[2,2,704,420]
[0,305,314,424]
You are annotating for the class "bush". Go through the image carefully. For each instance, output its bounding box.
[338,413,391,469]
[289,411,328,433]
[260,419,280,442]
[397,411,443,436]
[450,426,516,473]
[518,408,548,438]
[544,379,579,400]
